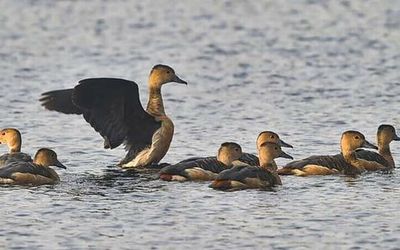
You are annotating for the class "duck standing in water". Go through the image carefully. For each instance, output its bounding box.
[0,148,66,185]
[277,131,386,176]
[159,142,243,181]
[0,128,32,166]
[334,124,399,170]
[210,142,293,191]
[40,65,187,168]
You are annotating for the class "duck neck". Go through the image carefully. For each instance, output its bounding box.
[378,143,395,168]
[259,154,276,172]
[146,86,165,117]
[9,139,21,153]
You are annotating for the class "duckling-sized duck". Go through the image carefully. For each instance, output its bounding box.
[210,142,293,191]
[0,148,66,185]
[0,128,32,166]
[40,65,187,169]
[159,142,243,181]
[277,131,385,176]
[334,124,399,170]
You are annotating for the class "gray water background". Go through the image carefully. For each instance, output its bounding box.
[0,0,399,249]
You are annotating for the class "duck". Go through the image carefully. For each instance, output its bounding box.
[0,128,32,166]
[334,124,399,170]
[277,130,386,176]
[159,142,243,181]
[174,131,292,167]
[0,148,66,185]
[210,142,293,191]
[40,65,187,169]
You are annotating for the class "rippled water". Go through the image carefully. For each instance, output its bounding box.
[0,0,399,249]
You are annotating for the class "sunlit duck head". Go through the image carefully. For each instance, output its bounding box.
[341,130,377,155]
[256,131,293,150]
[33,148,66,169]
[258,142,293,171]
[0,128,22,153]
[377,124,400,147]
[148,64,187,87]
[217,142,243,166]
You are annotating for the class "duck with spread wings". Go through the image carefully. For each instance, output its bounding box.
[40,65,187,168]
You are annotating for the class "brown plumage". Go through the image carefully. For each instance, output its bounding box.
[159,142,243,181]
[40,65,187,168]
[0,148,66,185]
[277,130,386,176]
[210,142,293,191]
[0,128,32,166]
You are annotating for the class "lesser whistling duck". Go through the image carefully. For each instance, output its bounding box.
[0,148,66,185]
[175,131,292,167]
[334,124,399,170]
[0,128,32,166]
[210,142,293,191]
[40,65,187,169]
[277,130,385,176]
[159,142,243,181]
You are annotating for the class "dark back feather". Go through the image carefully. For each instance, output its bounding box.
[0,153,32,167]
[0,162,54,179]
[216,165,278,185]
[354,149,390,167]
[159,158,228,177]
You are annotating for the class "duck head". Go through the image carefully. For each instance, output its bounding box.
[0,128,22,153]
[258,142,293,170]
[377,124,400,146]
[148,64,187,87]
[33,148,66,169]
[256,131,293,150]
[217,142,243,166]
[341,130,377,154]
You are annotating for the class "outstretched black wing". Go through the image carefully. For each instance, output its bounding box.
[40,78,161,156]
[40,89,83,114]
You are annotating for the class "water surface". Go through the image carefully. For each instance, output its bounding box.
[0,0,399,249]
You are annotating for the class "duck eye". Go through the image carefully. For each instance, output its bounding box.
[270,135,274,138]
[355,136,360,139]
[1,133,5,136]
[235,148,239,151]
[166,71,170,74]
[275,147,278,150]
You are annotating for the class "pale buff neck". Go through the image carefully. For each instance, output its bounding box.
[8,138,22,153]
[378,144,395,168]
[146,86,166,117]
[218,154,236,166]
[259,153,277,171]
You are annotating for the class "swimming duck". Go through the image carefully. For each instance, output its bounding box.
[210,142,293,191]
[277,130,385,176]
[40,65,187,168]
[0,128,32,166]
[175,131,292,167]
[334,124,399,169]
[0,148,66,185]
[159,142,243,181]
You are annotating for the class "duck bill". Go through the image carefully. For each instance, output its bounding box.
[279,150,294,159]
[173,75,187,85]
[278,139,293,148]
[54,160,67,169]
[361,140,378,150]
[393,134,400,141]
